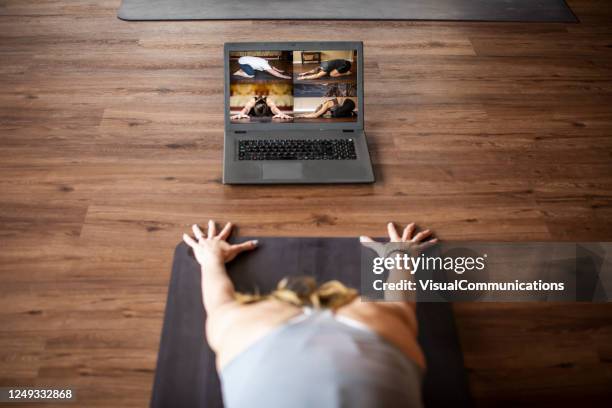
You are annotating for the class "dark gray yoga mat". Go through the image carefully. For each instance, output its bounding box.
[119,0,577,22]
[151,238,472,407]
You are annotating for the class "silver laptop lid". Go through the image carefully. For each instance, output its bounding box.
[224,42,364,133]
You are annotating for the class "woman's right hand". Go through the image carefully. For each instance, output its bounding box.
[231,113,249,120]
[183,220,258,268]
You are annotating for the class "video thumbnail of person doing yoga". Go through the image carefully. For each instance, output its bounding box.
[231,51,293,81]
[229,49,358,123]
[229,82,294,123]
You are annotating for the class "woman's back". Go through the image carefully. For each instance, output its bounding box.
[221,310,423,408]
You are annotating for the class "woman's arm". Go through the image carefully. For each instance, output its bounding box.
[335,222,437,369]
[182,221,300,369]
[231,99,256,120]
[183,221,258,314]
[267,100,292,119]
[299,100,334,118]
[265,68,291,79]
[330,69,352,78]
[297,67,319,76]
[296,70,327,80]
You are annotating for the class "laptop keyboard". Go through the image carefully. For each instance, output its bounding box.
[238,139,357,161]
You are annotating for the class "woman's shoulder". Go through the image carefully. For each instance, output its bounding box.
[209,299,302,369]
[208,299,301,340]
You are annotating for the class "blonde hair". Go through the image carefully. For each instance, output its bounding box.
[234,276,358,310]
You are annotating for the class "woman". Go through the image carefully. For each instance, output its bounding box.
[231,96,292,121]
[297,97,356,119]
[182,220,438,408]
[233,56,292,79]
[297,59,352,80]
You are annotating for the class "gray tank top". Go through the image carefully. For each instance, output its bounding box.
[220,309,423,408]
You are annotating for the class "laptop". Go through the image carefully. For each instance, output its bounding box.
[223,41,375,184]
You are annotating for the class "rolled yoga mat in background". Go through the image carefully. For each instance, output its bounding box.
[150,238,472,408]
[118,0,577,22]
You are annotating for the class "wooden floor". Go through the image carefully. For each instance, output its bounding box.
[1,1,612,406]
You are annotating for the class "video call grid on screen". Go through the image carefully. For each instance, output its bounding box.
[228,49,359,125]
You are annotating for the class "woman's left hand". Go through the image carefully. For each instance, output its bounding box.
[359,222,438,257]
[183,220,258,267]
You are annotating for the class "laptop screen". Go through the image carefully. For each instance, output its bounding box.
[228,49,359,125]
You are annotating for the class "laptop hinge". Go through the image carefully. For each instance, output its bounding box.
[234,130,246,134]
[342,129,354,133]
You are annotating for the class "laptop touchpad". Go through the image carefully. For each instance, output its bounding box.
[262,163,303,180]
